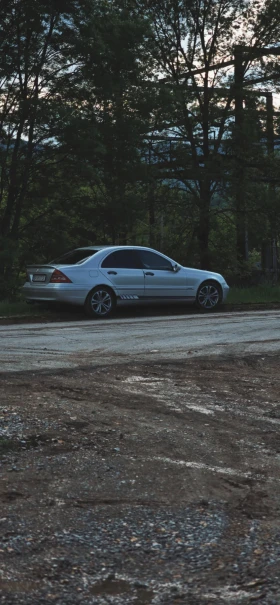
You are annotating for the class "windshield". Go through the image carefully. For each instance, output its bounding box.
[50,249,99,265]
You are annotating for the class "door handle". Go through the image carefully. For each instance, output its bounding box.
[144,272,154,276]
[107,271,117,275]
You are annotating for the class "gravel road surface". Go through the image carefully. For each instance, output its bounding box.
[1,310,280,604]
[1,309,280,372]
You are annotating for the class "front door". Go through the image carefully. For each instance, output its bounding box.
[99,249,144,299]
[138,250,188,298]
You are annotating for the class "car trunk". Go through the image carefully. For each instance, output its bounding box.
[26,265,57,285]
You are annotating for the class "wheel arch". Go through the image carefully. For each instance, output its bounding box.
[84,283,117,304]
[197,278,223,293]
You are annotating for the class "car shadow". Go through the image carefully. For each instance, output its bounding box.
[33,302,221,322]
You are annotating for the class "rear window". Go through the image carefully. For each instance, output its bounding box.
[50,249,99,265]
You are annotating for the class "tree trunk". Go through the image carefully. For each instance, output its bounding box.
[198,180,211,270]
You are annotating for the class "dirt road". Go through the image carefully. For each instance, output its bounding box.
[1,311,280,603]
[1,309,280,371]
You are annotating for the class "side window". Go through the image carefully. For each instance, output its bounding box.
[139,250,172,271]
[101,250,141,269]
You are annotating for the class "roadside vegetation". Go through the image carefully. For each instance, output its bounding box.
[0,301,49,317]
[1,0,280,298]
[227,286,280,304]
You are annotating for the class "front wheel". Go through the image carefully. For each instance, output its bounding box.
[85,286,115,318]
[196,281,222,311]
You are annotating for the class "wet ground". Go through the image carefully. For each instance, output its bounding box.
[1,353,280,603]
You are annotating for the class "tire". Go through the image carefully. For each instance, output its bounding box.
[196,280,222,311]
[84,286,115,318]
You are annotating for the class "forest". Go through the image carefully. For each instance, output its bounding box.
[1,0,280,300]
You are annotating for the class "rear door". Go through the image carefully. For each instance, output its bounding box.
[99,249,144,299]
[138,250,188,298]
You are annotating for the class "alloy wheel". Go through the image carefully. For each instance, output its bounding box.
[90,289,113,316]
[197,284,220,309]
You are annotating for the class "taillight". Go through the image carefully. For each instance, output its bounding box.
[50,269,72,283]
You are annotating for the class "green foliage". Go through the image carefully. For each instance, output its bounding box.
[227,286,280,304]
[0,300,48,316]
[0,237,20,299]
[1,0,280,299]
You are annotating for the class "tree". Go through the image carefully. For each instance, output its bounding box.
[135,0,280,270]
[67,0,155,243]
[0,0,92,293]
[0,0,156,297]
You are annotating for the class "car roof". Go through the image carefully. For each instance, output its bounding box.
[77,246,111,250]
[76,246,163,251]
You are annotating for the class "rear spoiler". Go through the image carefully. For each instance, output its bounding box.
[26,265,55,269]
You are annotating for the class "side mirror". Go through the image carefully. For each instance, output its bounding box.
[172,263,180,272]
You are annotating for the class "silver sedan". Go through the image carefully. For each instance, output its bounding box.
[23,245,229,318]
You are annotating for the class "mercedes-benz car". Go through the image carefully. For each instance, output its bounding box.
[23,245,229,317]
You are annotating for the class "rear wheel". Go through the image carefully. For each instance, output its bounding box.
[196,280,222,311]
[85,286,115,318]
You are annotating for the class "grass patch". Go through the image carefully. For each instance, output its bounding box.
[0,300,49,317]
[227,286,280,304]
